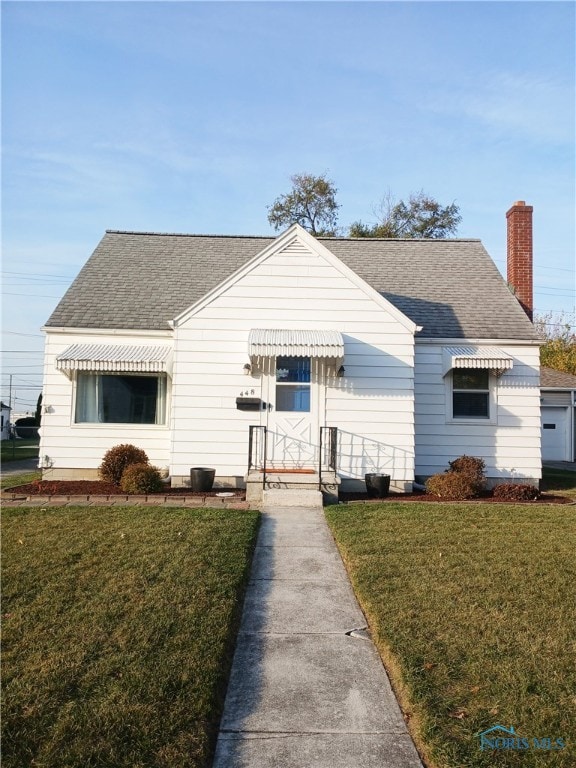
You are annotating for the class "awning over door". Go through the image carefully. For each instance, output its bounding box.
[56,344,173,375]
[442,346,513,378]
[248,329,344,359]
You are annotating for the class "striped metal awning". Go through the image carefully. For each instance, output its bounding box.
[56,344,173,374]
[248,329,344,359]
[442,346,513,378]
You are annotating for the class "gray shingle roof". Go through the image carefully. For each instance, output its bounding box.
[45,230,539,340]
[540,366,576,389]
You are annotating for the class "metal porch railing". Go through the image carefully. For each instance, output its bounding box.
[319,426,338,490]
[248,425,268,490]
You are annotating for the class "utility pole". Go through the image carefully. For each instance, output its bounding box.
[9,374,15,459]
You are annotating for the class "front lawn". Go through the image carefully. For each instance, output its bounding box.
[326,503,576,768]
[540,465,576,496]
[2,506,259,768]
[1,470,41,490]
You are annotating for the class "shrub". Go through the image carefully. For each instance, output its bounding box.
[426,472,480,500]
[14,417,39,439]
[493,483,540,501]
[426,455,487,499]
[448,455,486,485]
[99,444,149,486]
[120,463,163,494]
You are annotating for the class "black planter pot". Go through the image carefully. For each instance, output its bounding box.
[190,467,216,492]
[365,473,390,498]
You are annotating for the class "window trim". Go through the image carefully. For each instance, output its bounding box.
[72,371,170,427]
[445,369,497,425]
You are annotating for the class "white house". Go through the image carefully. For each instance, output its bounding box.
[39,201,541,498]
[1,402,12,440]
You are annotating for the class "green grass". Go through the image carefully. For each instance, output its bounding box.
[1,437,39,463]
[541,465,576,496]
[1,470,42,490]
[2,505,260,768]
[325,503,576,768]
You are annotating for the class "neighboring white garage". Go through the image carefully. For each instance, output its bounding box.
[540,367,576,462]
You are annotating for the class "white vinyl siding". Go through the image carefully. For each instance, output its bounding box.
[171,244,416,483]
[415,343,541,481]
[40,332,172,474]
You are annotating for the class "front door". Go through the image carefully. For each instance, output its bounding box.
[265,356,320,469]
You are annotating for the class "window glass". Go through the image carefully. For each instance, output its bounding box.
[453,392,489,418]
[275,357,311,412]
[452,369,489,419]
[453,370,489,390]
[75,374,166,424]
[276,357,311,383]
[276,385,310,412]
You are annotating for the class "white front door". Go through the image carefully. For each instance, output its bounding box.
[264,356,320,469]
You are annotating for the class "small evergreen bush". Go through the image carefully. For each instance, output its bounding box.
[120,463,163,494]
[99,444,149,486]
[493,483,540,501]
[425,472,479,500]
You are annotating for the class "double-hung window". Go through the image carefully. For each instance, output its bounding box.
[451,370,490,419]
[75,373,167,424]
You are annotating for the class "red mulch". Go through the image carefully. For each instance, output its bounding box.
[339,490,572,504]
[5,480,571,504]
[7,480,245,497]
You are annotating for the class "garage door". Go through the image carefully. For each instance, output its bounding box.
[541,406,568,461]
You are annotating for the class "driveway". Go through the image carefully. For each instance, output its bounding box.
[1,458,39,477]
[543,461,576,472]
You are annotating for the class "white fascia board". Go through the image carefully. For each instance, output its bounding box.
[172,223,418,333]
[42,326,174,338]
[415,337,542,346]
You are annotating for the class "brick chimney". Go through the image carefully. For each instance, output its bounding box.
[506,200,533,320]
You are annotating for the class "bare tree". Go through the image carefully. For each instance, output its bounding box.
[349,189,461,239]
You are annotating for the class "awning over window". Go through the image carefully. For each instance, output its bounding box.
[56,344,173,375]
[442,346,513,378]
[248,329,344,359]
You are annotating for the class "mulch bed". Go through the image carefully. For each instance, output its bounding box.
[339,490,573,504]
[5,481,571,504]
[6,480,245,498]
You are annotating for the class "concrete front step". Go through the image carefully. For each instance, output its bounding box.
[262,488,323,508]
[246,471,339,505]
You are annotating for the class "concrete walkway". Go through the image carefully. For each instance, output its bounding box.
[213,498,423,768]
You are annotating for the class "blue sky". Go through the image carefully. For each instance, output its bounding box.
[2,0,575,413]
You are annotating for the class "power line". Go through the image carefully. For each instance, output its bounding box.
[3,331,44,337]
[536,286,576,292]
[2,270,75,278]
[2,292,62,299]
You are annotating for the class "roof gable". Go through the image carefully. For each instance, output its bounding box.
[173,224,417,332]
[45,227,539,340]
